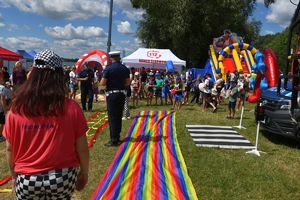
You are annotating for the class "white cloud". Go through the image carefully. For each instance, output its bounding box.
[0,34,142,58]
[266,1,296,28]
[0,37,48,50]
[45,23,107,40]
[134,37,142,45]
[114,0,144,20]
[262,30,275,35]
[120,40,130,45]
[117,21,133,34]
[52,37,107,57]
[1,0,110,20]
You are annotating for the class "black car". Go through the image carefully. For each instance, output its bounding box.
[255,86,300,141]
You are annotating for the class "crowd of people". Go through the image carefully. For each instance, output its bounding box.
[117,66,251,120]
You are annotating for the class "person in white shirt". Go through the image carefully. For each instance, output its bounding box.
[69,66,78,100]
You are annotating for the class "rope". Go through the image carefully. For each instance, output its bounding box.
[86,112,100,122]
[88,120,109,149]
[0,176,12,186]
[0,189,12,193]
[86,115,108,136]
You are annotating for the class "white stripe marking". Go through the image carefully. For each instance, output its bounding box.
[186,125,232,129]
[196,144,255,149]
[188,129,237,133]
[190,133,244,138]
[193,139,251,143]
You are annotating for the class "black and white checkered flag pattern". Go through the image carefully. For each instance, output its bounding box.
[33,49,62,70]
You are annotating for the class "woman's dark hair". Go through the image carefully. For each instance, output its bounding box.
[11,67,67,117]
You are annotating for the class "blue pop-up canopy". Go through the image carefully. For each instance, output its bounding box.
[17,50,33,59]
[27,50,37,58]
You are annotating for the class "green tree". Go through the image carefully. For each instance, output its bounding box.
[131,0,260,67]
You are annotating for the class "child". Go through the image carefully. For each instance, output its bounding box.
[3,82,12,107]
[184,75,192,104]
[164,73,173,105]
[227,81,239,119]
[146,72,155,106]
[202,73,217,112]
[69,67,78,100]
[172,77,183,110]
[155,72,164,105]
[131,72,141,107]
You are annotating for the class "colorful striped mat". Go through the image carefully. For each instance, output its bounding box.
[91,110,198,200]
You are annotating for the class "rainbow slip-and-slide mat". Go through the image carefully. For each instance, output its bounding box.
[91,110,198,200]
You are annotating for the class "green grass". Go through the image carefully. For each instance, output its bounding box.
[1,97,300,200]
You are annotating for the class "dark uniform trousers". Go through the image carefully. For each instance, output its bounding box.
[81,87,94,111]
[106,92,125,142]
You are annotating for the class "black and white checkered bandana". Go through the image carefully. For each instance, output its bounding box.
[33,49,62,70]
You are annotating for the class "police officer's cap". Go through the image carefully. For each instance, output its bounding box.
[108,51,121,57]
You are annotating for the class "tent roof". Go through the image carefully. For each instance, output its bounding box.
[17,50,34,59]
[27,50,37,58]
[0,47,22,61]
[122,48,186,69]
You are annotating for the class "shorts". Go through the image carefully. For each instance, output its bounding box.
[15,167,79,200]
[132,89,139,97]
[69,82,78,90]
[175,94,183,101]
[0,112,5,124]
[228,101,237,109]
[203,92,211,97]
[147,91,154,97]
[238,93,246,100]
[155,89,162,97]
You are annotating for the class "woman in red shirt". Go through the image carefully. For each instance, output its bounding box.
[3,50,89,200]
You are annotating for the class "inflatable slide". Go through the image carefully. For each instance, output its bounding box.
[203,42,280,103]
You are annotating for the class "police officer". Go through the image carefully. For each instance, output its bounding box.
[78,63,94,112]
[100,51,130,147]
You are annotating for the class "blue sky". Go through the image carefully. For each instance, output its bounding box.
[0,0,297,58]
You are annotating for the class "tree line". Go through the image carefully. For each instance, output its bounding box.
[130,0,294,72]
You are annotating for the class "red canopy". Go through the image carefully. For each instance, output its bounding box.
[0,47,22,61]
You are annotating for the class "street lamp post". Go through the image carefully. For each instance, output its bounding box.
[107,0,113,53]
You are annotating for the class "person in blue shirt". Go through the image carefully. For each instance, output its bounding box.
[100,51,130,147]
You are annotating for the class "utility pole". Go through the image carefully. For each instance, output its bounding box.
[107,0,113,53]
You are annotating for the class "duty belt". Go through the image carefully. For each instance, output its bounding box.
[105,90,126,96]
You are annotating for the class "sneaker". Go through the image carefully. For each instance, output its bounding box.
[126,117,131,120]
[122,117,127,120]
[0,136,6,142]
[104,140,122,147]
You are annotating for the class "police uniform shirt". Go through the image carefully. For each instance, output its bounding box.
[102,62,130,91]
[78,68,94,89]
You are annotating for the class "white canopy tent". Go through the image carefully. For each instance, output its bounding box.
[122,48,186,73]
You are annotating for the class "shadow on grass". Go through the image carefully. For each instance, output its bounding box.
[262,131,300,149]
[123,135,168,143]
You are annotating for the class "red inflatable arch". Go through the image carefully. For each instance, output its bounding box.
[75,50,108,72]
